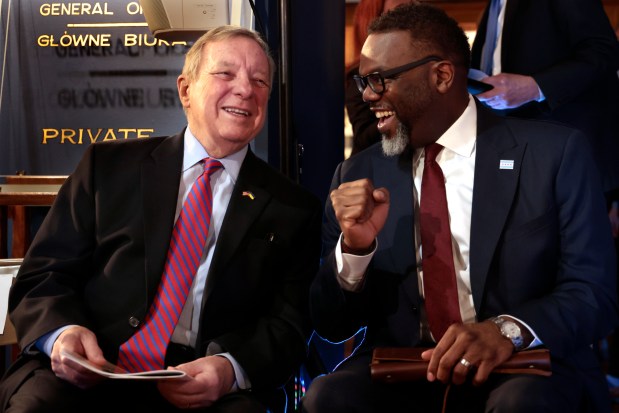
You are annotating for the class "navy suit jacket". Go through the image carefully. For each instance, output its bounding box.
[6,131,322,394]
[311,102,617,404]
[471,0,619,192]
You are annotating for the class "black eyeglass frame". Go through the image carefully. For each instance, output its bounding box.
[353,55,443,95]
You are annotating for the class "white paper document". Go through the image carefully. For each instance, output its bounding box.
[60,350,187,380]
[0,264,20,333]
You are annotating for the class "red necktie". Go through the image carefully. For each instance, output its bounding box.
[117,158,223,372]
[420,143,461,341]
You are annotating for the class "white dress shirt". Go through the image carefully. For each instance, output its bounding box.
[336,96,541,346]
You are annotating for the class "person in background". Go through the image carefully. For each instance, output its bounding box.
[0,26,322,413]
[302,3,617,412]
[471,0,619,202]
[345,0,415,157]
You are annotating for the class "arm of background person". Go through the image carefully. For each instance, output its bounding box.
[531,0,619,110]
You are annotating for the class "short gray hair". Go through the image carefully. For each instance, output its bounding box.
[182,25,276,89]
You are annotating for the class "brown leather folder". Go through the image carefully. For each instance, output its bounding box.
[370,347,551,383]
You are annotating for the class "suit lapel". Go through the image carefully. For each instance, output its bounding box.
[141,132,184,301]
[381,151,416,272]
[470,104,526,312]
[203,150,271,300]
[375,149,419,306]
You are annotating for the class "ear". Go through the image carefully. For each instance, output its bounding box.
[177,75,190,108]
[433,61,455,94]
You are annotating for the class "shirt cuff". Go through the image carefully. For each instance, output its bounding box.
[335,234,375,292]
[206,342,251,392]
[536,85,545,102]
[499,314,543,349]
[35,325,77,356]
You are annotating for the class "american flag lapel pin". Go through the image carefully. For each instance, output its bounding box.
[242,191,255,200]
[499,160,514,170]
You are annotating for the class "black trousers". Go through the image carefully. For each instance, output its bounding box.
[0,345,280,413]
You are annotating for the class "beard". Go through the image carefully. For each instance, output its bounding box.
[381,121,409,156]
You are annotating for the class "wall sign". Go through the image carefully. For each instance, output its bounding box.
[0,0,192,175]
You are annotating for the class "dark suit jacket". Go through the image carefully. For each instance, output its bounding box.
[310,102,618,407]
[5,131,322,395]
[471,0,619,193]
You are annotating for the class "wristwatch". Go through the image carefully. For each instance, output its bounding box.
[491,316,525,351]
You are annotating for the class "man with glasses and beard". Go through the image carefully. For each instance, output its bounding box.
[301,3,617,412]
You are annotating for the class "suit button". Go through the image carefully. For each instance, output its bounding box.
[128,316,140,328]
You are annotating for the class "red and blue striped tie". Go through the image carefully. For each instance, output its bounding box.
[117,158,223,372]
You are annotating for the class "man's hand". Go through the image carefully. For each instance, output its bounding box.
[476,73,541,110]
[330,178,390,252]
[52,326,107,389]
[158,355,235,410]
[421,320,515,386]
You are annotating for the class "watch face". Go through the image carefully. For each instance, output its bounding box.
[502,321,521,338]
[492,317,524,350]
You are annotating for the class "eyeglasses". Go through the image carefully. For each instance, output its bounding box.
[353,56,443,95]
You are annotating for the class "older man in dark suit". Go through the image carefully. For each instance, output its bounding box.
[302,4,617,412]
[0,26,322,413]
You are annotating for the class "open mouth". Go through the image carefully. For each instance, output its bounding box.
[375,109,395,133]
[223,107,250,117]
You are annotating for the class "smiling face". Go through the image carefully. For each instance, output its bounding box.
[359,30,437,153]
[177,35,271,158]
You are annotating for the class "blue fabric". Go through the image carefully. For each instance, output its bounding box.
[481,0,501,74]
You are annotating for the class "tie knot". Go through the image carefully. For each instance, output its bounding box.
[424,143,443,164]
[203,158,223,177]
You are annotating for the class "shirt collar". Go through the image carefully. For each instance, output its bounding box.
[182,127,247,182]
[436,95,477,158]
[414,95,477,163]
